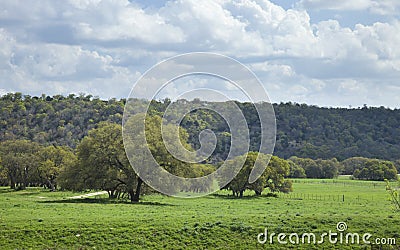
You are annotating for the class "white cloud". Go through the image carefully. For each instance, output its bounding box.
[0,28,138,97]
[0,88,7,96]
[0,0,399,107]
[355,22,400,71]
[299,0,373,11]
[298,0,400,15]
[339,79,364,93]
[249,62,295,77]
[71,0,186,44]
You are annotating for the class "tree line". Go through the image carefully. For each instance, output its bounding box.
[0,130,397,202]
[2,93,400,162]
[287,156,398,181]
[0,93,399,202]
[0,116,294,201]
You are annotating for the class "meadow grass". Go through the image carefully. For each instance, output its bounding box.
[0,180,399,249]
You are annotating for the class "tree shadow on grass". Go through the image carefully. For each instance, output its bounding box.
[0,188,17,194]
[0,189,42,195]
[208,193,278,200]
[18,191,42,196]
[38,198,174,206]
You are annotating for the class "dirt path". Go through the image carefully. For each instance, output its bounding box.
[68,191,108,199]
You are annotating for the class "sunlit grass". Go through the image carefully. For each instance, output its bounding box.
[0,180,399,249]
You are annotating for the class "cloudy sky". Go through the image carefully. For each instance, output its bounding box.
[0,0,399,107]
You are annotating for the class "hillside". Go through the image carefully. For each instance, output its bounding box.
[1,93,400,161]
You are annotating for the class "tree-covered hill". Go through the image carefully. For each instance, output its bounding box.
[0,93,125,148]
[273,103,400,161]
[1,93,400,161]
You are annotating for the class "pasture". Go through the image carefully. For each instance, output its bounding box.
[0,179,399,249]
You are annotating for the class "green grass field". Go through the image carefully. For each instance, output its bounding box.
[0,180,399,249]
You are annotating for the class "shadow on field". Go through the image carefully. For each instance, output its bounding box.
[209,193,278,200]
[0,189,40,195]
[0,188,17,194]
[37,198,174,206]
[18,191,42,196]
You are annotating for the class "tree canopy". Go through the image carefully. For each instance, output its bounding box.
[222,152,292,197]
[2,93,400,162]
[1,93,399,201]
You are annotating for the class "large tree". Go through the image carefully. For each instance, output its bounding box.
[59,122,142,202]
[0,140,41,189]
[123,114,205,197]
[289,157,319,178]
[223,152,292,197]
[0,157,8,186]
[315,158,340,178]
[287,159,306,178]
[264,155,293,194]
[60,114,202,202]
[353,159,398,181]
[289,156,339,179]
[35,146,76,191]
[340,157,371,175]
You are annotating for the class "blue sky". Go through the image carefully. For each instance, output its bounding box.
[0,0,399,107]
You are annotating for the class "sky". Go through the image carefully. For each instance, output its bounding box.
[0,0,400,108]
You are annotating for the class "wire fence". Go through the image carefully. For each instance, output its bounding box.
[290,179,386,188]
[278,192,386,203]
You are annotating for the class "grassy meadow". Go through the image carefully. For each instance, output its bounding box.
[0,179,399,249]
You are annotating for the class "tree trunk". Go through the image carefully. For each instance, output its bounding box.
[255,190,262,196]
[108,190,117,199]
[132,177,143,203]
[21,167,28,190]
[128,189,135,203]
[10,179,15,189]
[47,180,55,192]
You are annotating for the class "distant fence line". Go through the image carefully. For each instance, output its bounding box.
[290,179,386,188]
[278,192,380,203]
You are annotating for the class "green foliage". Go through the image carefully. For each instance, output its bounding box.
[273,103,400,161]
[37,146,76,191]
[265,156,292,193]
[0,140,41,189]
[0,92,126,148]
[289,157,339,179]
[2,94,400,162]
[0,140,75,190]
[393,159,400,173]
[385,179,400,211]
[223,152,292,197]
[353,159,398,181]
[0,157,8,186]
[287,160,306,178]
[60,115,210,201]
[340,157,371,175]
[147,100,400,162]
[124,114,214,195]
[59,122,144,202]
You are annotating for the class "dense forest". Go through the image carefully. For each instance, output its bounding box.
[1,92,400,162]
[1,93,399,201]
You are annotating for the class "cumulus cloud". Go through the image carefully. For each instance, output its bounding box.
[71,0,186,44]
[299,0,373,11]
[298,0,400,15]
[0,0,399,107]
[0,28,138,97]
